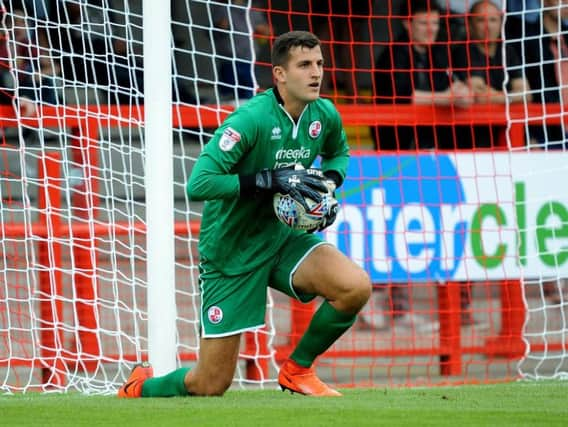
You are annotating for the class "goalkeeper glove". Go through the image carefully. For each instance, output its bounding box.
[308,195,339,233]
[239,165,328,211]
[308,170,342,233]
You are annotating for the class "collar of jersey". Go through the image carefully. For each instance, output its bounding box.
[272,86,308,139]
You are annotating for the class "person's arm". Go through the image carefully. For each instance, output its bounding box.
[415,46,473,107]
[506,44,532,104]
[187,112,254,201]
[413,88,452,105]
[413,81,473,107]
[186,137,243,201]
[509,77,532,103]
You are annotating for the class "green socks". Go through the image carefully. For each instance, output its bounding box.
[290,300,357,368]
[141,367,190,397]
[139,303,355,395]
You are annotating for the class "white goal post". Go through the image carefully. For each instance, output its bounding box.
[143,0,177,377]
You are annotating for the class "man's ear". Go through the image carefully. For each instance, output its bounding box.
[273,65,285,83]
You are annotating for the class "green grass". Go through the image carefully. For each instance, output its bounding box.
[2,382,567,427]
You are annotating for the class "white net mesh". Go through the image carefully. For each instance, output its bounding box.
[504,0,568,378]
[0,0,277,394]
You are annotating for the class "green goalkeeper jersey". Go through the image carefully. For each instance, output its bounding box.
[187,88,349,275]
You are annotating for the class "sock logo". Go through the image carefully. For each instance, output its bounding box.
[207,306,223,324]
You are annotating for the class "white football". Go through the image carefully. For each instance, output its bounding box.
[273,191,334,231]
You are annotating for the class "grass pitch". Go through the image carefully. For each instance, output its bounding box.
[2,381,567,426]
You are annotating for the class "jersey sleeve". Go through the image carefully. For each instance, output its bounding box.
[319,103,349,185]
[187,109,257,201]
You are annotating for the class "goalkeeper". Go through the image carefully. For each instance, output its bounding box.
[119,30,371,398]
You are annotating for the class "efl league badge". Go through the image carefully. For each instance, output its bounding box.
[207,306,223,324]
[308,120,321,139]
[219,127,241,151]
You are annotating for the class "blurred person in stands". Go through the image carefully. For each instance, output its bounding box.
[104,35,144,105]
[452,0,531,149]
[47,0,107,85]
[210,0,270,105]
[435,0,504,42]
[7,11,62,107]
[507,0,546,23]
[0,8,37,119]
[372,0,471,151]
[308,0,373,102]
[366,0,474,332]
[24,27,62,106]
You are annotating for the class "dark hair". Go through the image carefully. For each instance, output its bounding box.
[400,0,442,17]
[271,31,321,67]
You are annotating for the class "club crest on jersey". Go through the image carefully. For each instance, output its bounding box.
[207,306,223,324]
[308,121,322,139]
[219,127,241,151]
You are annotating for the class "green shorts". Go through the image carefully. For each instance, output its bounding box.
[199,232,327,337]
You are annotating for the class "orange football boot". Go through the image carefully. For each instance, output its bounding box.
[117,362,154,398]
[278,359,342,397]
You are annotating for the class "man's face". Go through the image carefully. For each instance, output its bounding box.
[544,0,568,21]
[470,2,502,41]
[275,45,323,103]
[407,11,440,45]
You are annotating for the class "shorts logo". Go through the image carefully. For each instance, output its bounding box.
[207,306,223,324]
[308,121,321,139]
[219,127,241,151]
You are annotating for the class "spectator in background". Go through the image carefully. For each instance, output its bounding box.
[104,36,144,105]
[366,0,474,332]
[308,1,373,101]
[47,1,107,86]
[210,0,270,105]
[0,8,37,118]
[452,0,531,149]
[6,11,61,108]
[23,27,62,105]
[372,0,472,151]
[507,0,545,23]
[506,0,568,150]
[435,0,504,42]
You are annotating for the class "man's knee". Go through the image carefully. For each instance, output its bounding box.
[350,269,372,310]
[338,268,372,313]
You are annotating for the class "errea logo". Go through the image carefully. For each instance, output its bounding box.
[271,126,282,140]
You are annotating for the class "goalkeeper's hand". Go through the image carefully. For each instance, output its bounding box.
[308,194,339,233]
[240,166,328,210]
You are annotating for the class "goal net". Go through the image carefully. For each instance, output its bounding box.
[1,0,567,394]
